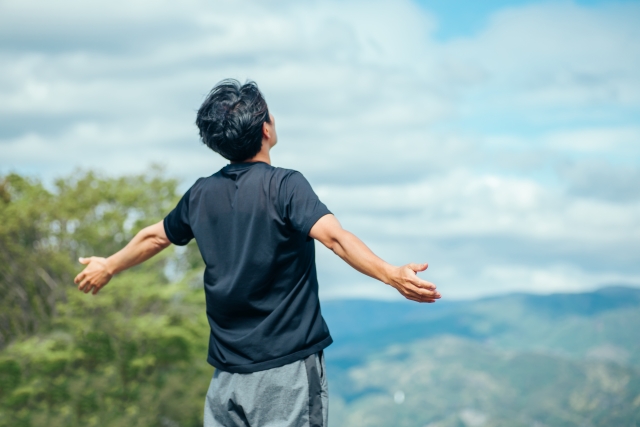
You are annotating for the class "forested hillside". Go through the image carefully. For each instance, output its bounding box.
[0,168,211,427]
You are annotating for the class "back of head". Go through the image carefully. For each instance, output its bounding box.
[196,79,270,162]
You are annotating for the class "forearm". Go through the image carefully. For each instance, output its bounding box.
[74,221,171,295]
[106,225,170,275]
[309,214,438,302]
[327,230,395,285]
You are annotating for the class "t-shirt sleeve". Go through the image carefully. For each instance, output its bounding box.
[163,187,194,246]
[281,171,332,236]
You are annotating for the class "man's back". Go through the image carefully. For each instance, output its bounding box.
[163,161,333,373]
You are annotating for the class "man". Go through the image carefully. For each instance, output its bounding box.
[74,79,441,427]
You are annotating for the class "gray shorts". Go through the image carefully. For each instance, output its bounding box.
[204,351,328,427]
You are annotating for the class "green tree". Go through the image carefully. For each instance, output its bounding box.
[0,167,211,427]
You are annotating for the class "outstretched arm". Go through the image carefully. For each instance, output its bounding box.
[309,214,440,303]
[74,220,172,295]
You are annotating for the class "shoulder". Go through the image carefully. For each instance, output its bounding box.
[271,168,316,194]
[184,174,217,200]
[191,175,210,190]
[271,168,322,206]
[272,166,300,177]
[271,167,307,184]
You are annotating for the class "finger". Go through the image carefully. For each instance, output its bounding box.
[409,285,441,299]
[84,283,94,294]
[411,278,436,290]
[417,282,440,299]
[407,262,428,272]
[405,294,436,303]
[395,284,436,300]
[78,277,91,291]
[79,257,91,265]
[92,286,100,295]
[401,291,424,302]
[74,272,85,285]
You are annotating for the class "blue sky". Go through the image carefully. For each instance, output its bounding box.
[1,0,639,300]
[419,0,638,39]
[420,0,541,39]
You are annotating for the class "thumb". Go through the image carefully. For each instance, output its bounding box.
[407,262,428,272]
[79,257,91,265]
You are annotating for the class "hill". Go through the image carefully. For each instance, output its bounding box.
[321,287,640,426]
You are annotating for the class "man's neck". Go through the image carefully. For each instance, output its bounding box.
[231,140,271,165]
[245,151,271,165]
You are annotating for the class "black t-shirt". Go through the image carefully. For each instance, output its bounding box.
[163,161,333,373]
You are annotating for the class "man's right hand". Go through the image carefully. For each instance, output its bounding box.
[74,256,114,295]
[73,220,172,296]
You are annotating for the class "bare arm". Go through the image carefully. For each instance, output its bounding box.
[74,220,172,295]
[309,214,440,303]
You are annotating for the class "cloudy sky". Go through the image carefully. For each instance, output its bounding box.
[1,0,639,300]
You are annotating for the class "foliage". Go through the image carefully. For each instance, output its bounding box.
[0,168,210,427]
[0,269,211,427]
[0,165,189,346]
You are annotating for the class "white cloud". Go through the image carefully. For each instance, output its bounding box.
[319,171,640,242]
[1,0,639,298]
[545,127,640,153]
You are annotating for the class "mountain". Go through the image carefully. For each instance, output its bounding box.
[320,286,640,426]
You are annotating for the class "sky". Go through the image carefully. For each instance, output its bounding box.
[1,0,639,300]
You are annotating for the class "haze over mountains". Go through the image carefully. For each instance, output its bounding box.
[321,286,640,426]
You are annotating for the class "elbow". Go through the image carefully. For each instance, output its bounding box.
[325,232,346,255]
[325,236,339,252]
[152,231,172,250]
[153,237,172,251]
[140,225,171,251]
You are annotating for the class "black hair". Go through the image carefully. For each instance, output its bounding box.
[196,79,271,162]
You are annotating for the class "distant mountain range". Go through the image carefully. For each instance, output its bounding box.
[320,286,640,427]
